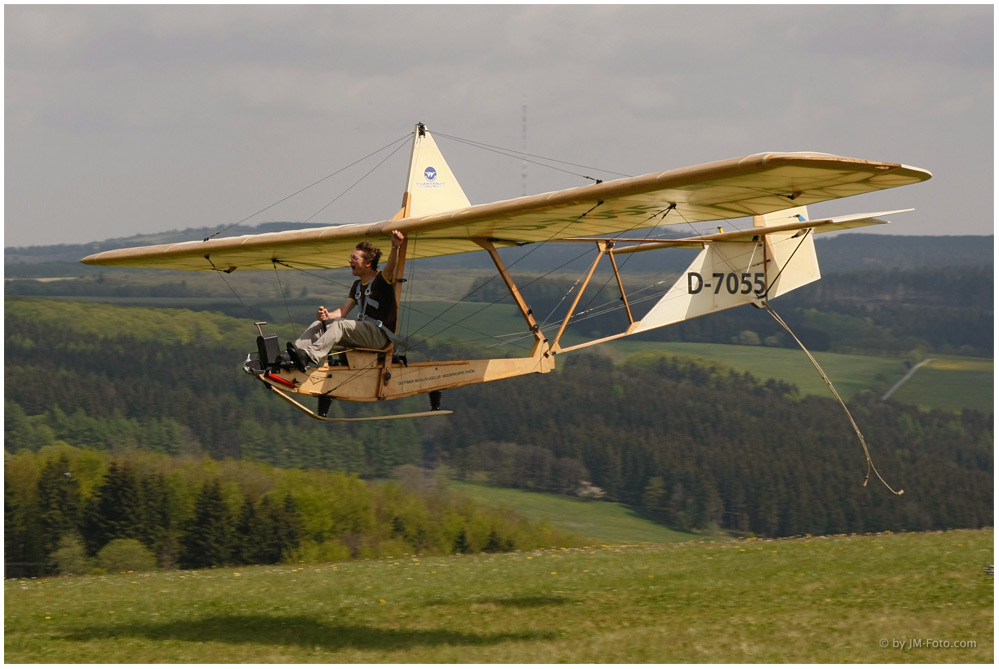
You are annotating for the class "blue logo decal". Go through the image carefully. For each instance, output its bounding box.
[424,166,438,181]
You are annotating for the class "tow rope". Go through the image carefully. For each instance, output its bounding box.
[764,303,904,496]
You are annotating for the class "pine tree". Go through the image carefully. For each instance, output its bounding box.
[234,497,266,565]
[36,455,83,559]
[453,528,471,554]
[82,461,142,555]
[275,495,302,558]
[5,475,44,577]
[138,472,175,567]
[179,479,233,569]
[641,476,667,519]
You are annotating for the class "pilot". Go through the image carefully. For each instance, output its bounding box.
[283,230,405,372]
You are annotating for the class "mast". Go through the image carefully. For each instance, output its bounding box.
[388,123,472,334]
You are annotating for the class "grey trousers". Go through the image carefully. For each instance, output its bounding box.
[294,319,389,364]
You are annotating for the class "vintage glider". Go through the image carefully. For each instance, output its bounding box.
[81,123,931,421]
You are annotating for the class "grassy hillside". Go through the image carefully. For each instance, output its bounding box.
[889,357,994,412]
[5,529,992,663]
[448,481,695,544]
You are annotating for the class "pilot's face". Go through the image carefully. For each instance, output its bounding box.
[348,250,369,274]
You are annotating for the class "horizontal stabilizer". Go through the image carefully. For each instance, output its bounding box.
[603,209,913,254]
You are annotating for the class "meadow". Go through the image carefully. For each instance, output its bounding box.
[890,357,994,413]
[606,341,993,413]
[5,529,992,663]
[449,480,695,544]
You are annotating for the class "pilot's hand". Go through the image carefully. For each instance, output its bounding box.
[318,305,330,322]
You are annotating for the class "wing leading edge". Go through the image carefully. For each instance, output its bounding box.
[81,140,931,272]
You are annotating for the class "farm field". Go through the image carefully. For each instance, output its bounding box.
[890,357,994,413]
[611,340,907,398]
[448,481,695,544]
[5,530,992,663]
[606,341,994,413]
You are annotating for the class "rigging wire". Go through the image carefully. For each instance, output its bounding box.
[433,131,632,182]
[272,261,299,341]
[203,133,411,241]
[204,255,258,320]
[304,139,411,223]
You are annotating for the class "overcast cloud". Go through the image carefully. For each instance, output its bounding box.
[4,4,994,248]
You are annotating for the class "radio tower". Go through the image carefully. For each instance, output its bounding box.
[521,98,528,196]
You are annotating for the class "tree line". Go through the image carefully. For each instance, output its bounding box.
[5,445,575,578]
[5,297,993,556]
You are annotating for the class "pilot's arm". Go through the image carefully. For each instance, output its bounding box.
[381,230,406,281]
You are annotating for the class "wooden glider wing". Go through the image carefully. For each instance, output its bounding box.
[81,129,931,272]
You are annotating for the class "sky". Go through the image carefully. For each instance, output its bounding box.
[4,3,994,249]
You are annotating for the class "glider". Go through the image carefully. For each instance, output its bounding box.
[82,123,931,421]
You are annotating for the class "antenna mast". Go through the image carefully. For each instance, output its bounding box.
[521,98,528,196]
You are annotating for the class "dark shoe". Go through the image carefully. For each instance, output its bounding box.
[271,351,294,371]
[243,352,265,375]
[286,343,312,373]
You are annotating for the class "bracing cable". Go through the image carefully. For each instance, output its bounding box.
[203,133,411,241]
[763,302,904,496]
[272,260,298,341]
[204,255,257,320]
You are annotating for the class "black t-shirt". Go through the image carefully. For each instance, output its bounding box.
[349,271,397,332]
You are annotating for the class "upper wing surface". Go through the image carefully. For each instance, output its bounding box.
[81,152,930,272]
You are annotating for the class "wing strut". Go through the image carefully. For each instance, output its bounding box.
[473,238,552,355]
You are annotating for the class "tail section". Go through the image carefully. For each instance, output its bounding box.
[633,207,820,333]
[393,122,471,220]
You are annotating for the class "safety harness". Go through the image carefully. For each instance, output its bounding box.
[354,278,408,350]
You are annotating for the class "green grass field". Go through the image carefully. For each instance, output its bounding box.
[599,341,993,413]
[890,357,994,413]
[449,481,695,544]
[611,340,909,397]
[5,530,992,663]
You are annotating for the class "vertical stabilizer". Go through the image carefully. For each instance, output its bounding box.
[396,123,471,219]
[633,230,821,333]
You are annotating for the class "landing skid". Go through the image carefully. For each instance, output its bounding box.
[266,384,453,422]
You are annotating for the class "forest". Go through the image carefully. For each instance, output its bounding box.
[5,445,573,578]
[4,233,994,577]
[4,292,992,578]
